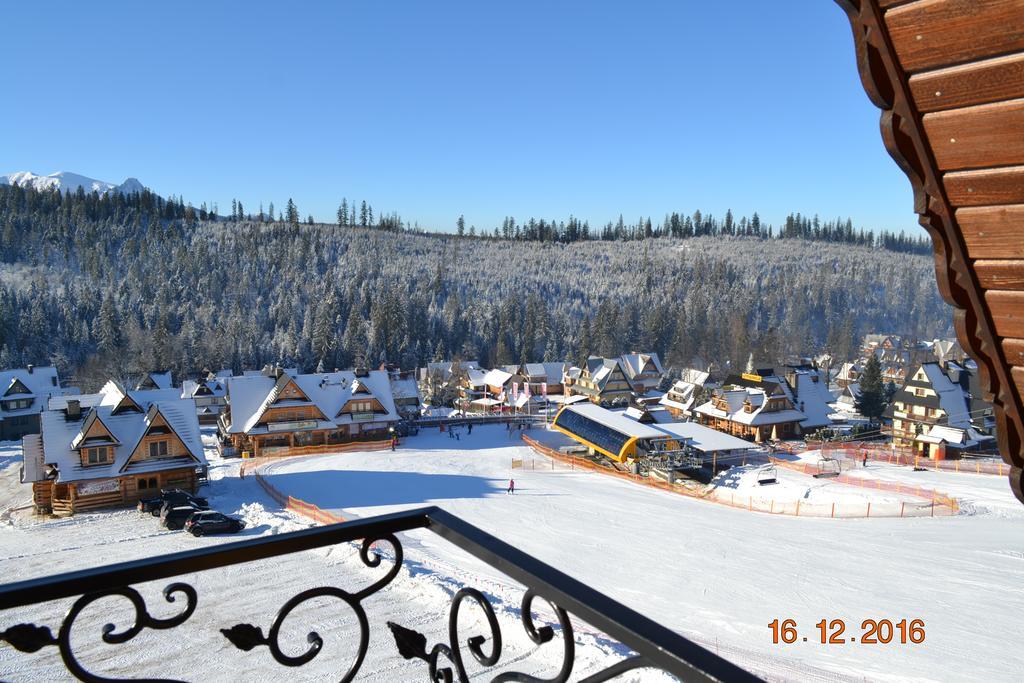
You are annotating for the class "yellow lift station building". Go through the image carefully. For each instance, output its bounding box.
[552,403,674,463]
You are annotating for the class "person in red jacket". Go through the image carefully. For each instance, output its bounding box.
[507,478,515,495]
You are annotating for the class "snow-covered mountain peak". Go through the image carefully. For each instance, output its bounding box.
[0,171,147,196]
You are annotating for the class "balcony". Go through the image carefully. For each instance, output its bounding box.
[0,507,758,682]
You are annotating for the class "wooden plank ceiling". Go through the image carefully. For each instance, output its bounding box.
[837,0,1024,502]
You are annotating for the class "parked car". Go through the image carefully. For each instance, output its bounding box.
[184,510,245,536]
[137,489,209,516]
[161,504,208,530]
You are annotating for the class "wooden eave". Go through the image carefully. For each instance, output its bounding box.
[837,0,1024,501]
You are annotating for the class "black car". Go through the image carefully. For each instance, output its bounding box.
[137,489,209,516]
[160,504,208,530]
[184,510,245,536]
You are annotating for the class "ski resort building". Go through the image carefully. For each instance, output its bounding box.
[885,361,995,458]
[619,352,664,396]
[388,368,422,420]
[552,403,673,463]
[22,382,205,515]
[515,362,568,397]
[0,365,67,441]
[218,366,399,457]
[181,370,232,424]
[659,369,713,419]
[568,357,634,405]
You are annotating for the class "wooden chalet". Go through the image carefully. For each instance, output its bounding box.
[388,368,422,420]
[693,375,806,442]
[22,382,205,516]
[218,366,399,456]
[839,0,1024,500]
[458,368,513,413]
[885,361,995,458]
[659,368,712,419]
[619,352,664,396]
[0,365,67,441]
[568,357,634,406]
[180,369,232,424]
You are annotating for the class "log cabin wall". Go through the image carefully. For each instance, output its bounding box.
[836,0,1024,501]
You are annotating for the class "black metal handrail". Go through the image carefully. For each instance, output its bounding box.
[0,506,760,682]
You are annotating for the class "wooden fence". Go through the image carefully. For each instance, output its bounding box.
[520,435,958,518]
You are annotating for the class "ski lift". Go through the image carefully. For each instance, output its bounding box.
[757,465,778,486]
[813,457,841,479]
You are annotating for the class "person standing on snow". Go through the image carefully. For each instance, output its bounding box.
[507,478,515,495]
[862,451,868,468]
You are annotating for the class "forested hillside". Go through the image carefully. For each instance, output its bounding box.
[0,184,950,389]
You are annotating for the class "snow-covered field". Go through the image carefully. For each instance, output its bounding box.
[1,425,1023,681]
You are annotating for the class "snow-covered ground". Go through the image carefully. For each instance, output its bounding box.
[2,426,1024,681]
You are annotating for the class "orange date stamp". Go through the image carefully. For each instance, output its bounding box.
[769,619,925,645]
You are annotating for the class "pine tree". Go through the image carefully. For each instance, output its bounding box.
[286,198,299,227]
[855,354,886,423]
[456,215,465,237]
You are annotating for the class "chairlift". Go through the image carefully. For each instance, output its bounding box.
[813,457,841,479]
[757,465,778,486]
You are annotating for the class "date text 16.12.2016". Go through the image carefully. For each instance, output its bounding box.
[768,619,925,645]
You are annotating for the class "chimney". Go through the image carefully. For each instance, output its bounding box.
[27,364,33,374]
[66,399,81,420]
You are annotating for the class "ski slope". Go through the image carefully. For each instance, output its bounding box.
[262,425,1024,682]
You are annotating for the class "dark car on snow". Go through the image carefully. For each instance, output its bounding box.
[160,504,209,530]
[184,510,245,536]
[137,489,209,516]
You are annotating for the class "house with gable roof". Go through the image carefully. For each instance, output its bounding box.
[0,365,69,441]
[218,365,399,456]
[22,381,206,515]
[181,370,233,424]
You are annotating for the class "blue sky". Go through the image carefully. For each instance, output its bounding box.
[1,1,916,233]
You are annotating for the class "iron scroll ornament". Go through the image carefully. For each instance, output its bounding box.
[220,533,403,681]
[0,582,197,683]
[388,587,658,683]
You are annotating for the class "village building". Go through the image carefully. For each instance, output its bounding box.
[22,382,206,516]
[388,368,422,421]
[693,379,806,442]
[835,362,861,390]
[619,352,664,397]
[136,371,174,391]
[658,368,712,419]
[568,357,635,406]
[885,361,995,458]
[516,362,567,397]
[219,366,399,457]
[459,367,513,413]
[418,360,479,408]
[0,365,68,441]
[181,370,233,424]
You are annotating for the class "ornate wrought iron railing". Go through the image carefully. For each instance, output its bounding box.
[0,506,760,682]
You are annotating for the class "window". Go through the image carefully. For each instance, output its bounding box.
[149,440,169,458]
[86,446,109,464]
[138,477,153,490]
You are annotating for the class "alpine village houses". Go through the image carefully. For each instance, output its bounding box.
[218,365,399,457]
[22,381,206,516]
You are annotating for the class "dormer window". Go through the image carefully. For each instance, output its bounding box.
[85,446,111,465]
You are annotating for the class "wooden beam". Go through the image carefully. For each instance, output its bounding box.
[945,166,1024,207]
[886,0,1024,73]
[1004,339,1024,366]
[910,52,1024,112]
[924,98,1024,171]
[976,260,1024,290]
[956,205,1024,258]
[986,290,1024,338]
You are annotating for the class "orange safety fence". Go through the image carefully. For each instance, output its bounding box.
[520,435,958,518]
[252,467,346,525]
[237,439,393,478]
[818,441,1008,477]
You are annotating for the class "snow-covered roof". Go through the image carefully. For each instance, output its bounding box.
[390,376,420,401]
[563,403,668,439]
[39,391,205,483]
[619,352,663,379]
[678,368,711,386]
[224,370,398,435]
[785,370,835,430]
[21,433,46,482]
[918,363,975,430]
[0,366,63,418]
[136,371,173,391]
[693,387,806,426]
[482,368,513,387]
[654,422,758,454]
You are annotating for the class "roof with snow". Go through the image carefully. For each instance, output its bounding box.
[36,383,205,483]
[560,403,668,439]
[654,422,759,454]
[223,369,398,435]
[0,366,63,419]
